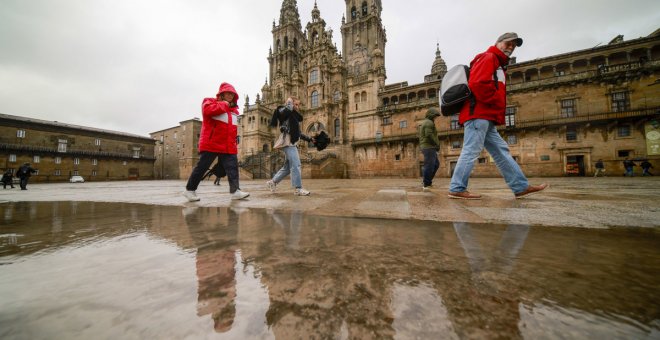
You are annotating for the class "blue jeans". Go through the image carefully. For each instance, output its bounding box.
[449,119,528,194]
[272,145,302,188]
[422,148,439,187]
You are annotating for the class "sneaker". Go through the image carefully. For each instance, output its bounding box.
[294,188,310,196]
[231,189,250,200]
[266,180,277,192]
[423,186,432,192]
[448,191,482,200]
[514,183,549,199]
[183,190,200,202]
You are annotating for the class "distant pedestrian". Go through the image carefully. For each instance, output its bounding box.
[623,158,636,177]
[183,82,249,202]
[447,32,548,199]
[419,107,441,191]
[594,159,605,177]
[641,160,654,176]
[16,163,36,190]
[2,169,15,189]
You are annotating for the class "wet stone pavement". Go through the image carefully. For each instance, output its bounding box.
[0,178,659,339]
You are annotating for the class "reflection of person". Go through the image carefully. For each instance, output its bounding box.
[269,210,302,250]
[183,82,249,202]
[17,163,36,190]
[182,206,238,333]
[594,159,605,177]
[2,169,15,189]
[623,158,636,177]
[447,32,548,200]
[266,97,314,196]
[452,222,529,337]
[419,108,441,191]
[640,160,653,176]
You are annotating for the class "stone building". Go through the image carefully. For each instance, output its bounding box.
[0,113,156,182]
[237,0,660,179]
[150,118,202,180]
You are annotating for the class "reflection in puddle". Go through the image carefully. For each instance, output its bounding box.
[0,201,659,339]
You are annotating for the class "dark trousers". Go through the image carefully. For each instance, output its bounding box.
[422,148,440,187]
[2,181,13,189]
[19,177,29,190]
[186,152,239,193]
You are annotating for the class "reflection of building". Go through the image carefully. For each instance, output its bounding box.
[150,118,201,179]
[237,0,660,178]
[0,113,155,182]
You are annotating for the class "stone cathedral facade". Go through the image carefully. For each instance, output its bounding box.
[239,0,660,179]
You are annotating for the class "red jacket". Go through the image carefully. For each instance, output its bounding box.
[458,46,509,126]
[198,82,240,154]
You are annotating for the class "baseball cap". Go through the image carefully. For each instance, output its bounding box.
[496,32,523,47]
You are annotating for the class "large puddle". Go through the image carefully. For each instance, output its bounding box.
[1,202,659,339]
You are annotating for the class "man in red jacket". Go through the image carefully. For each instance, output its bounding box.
[183,82,249,202]
[448,33,548,200]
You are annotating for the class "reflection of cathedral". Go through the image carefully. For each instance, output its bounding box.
[240,0,660,179]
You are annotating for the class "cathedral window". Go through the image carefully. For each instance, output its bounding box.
[354,93,361,103]
[333,90,341,102]
[311,91,319,108]
[362,2,368,16]
[309,69,319,84]
[284,36,288,49]
[351,6,357,19]
[361,91,367,103]
[334,118,340,138]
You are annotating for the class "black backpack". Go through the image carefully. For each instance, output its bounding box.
[439,64,499,117]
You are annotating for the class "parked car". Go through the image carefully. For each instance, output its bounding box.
[69,175,85,183]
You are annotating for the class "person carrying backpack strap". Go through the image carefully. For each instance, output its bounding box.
[448,32,548,200]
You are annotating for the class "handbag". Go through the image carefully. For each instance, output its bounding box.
[273,132,291,149]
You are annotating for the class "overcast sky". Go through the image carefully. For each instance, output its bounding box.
[1,0,658,136]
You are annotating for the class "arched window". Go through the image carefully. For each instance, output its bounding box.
[312,31,319,44]
[334,118,340,138]
[293,38,298,49]
[361,91,367,103]
[351,6,357,19]
[276,39,281,52]
[284,36,288,48]
[309,69,319,84]
[311,91,319,108]
[362,1,368,16]
[354,92,361,103]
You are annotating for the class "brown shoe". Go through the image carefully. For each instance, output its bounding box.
[448,191,482,200]
[514,183,549,199]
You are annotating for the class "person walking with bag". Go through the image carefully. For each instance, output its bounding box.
[17,163,36,190]
[448,32,548,200]
[183,82,249,202]
[266,97,314,196]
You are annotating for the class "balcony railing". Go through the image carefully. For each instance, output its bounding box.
[437,107,660,135]
[0,143,155,160]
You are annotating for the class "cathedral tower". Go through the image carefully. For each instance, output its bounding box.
[268,0,306,103]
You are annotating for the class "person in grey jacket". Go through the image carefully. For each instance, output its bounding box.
[419,107,441,191]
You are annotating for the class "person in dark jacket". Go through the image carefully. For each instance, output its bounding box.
[641,160,654,176]
[594,159,605,177]
[17,163,36,190]
[2,169,15,189]
[183,82,249,202]
[419,107,441,191]
[266,97,314,196]
[448,32,548,200]
[623,158,636,177]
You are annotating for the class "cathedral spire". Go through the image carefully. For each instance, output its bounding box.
[278,0,302,30]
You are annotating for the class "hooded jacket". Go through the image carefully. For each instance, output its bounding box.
[458,45,509,125]
[199,82,240,154]
[419,108,440,150]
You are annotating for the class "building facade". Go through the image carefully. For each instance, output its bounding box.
[238,1,659,179]
[150,118,202,180]
[0,113,156,182]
